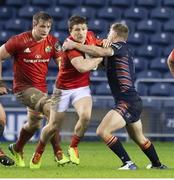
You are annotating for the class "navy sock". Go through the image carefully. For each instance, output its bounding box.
[141,140,161,167]
[107,136,131,164]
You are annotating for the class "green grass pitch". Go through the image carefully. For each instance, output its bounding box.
[0,141,173,178]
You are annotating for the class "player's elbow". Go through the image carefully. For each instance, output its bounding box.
[76,67,88,73]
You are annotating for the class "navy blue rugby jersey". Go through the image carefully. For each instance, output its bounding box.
[106,41,140,102]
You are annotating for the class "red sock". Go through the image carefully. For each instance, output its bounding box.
[14,128,35,153]
[50,130,62,154]
[70,135,81,147]
[35,140,46,155]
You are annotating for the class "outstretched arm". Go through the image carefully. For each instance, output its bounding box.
[63,39,113,57]
[71,56,103,73]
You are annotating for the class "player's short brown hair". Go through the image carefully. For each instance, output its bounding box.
[111,23,129,40]
[68,15,87,32]
[32,11,53,26]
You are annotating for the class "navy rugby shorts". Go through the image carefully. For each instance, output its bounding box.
[113,99,143,124]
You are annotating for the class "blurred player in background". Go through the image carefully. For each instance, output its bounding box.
[0,11,69,167]
[29,15,103,169]
[63,22,167,170]
[0,101,14,166]
[167,49,174,76]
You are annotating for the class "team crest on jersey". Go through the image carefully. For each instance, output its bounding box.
[45,46,52,53]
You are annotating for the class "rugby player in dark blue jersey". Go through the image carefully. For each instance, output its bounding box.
[63,22,167,170]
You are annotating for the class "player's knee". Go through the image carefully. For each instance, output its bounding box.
[0,123,4,137]
[48,124,58,135]
[25,119,42,132]
[24,124,40,133]
[96,126,108,139]
[96,126,103,137]
[80,112,91,124]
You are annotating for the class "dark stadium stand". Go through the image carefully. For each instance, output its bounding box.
[109,0,131,8]
[71,6,95,19]
[133,57,149,72]
[84,0,106,7]
[150,58,168,72]
[137,19,161,33]
[88,19,108,33]
[136,83,149,96]
[5,18,30,32]
[138,70,162,79]
[137,45,160,58]
[18,5,41,18]
[162,0,174,7]
[136,0,157,8]
[149,83,171,96]
[31,0,55,7]
[124,7,148,20]
[150,7,173,20]
[0,6,14,19]
[97,7,121,20]
[6,0,28,7]
[128,32,148,46]
[46,6,69,20]
[143,98,162,109]
[164,20,174,32]
[58,0,82,7]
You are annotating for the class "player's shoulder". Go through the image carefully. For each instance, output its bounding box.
[86,31,97,40]
[111,41,127,50]
[10,31,31,41]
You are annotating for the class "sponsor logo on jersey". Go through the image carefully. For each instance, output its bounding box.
[23,48,31,53]
[45,46,52,52]
[23,58,49,63]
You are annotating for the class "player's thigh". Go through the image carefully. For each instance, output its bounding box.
[98,109,126,133]
[49,108,65,129]
[73,96,92,118]
[72,86,92,118]
[0,103,6,126]
[15,87,48,111]
[51,87,70,112]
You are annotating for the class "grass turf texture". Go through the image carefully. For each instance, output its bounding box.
[0,141,173,178]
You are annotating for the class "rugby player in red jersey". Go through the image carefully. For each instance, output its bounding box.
[63,22,167,170]
[30,15,103,169]
[0,11,69,167]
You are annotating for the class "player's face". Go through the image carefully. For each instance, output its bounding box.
[107,29,116,42]
[70,24,87,43]
[32,19,52,41]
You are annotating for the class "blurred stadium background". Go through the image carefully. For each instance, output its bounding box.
[0,0,174,142]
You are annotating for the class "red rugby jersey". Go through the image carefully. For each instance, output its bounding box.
[56,31,102,89]
[5,31,62,93]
